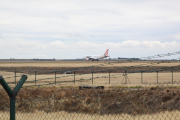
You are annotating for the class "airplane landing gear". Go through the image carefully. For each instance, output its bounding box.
[92,59,99,61]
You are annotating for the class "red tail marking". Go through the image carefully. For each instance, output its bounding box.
[104,49,109,56]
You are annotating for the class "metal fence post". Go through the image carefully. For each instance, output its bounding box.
[92,70,94,84]
[109,71,111,84]
[125,70,127,84]
[157,71,158,84]
[10,97,15,120]
[141,71,143,84]
[14,69,16,85]
[0,75,28,120]
[172,70,173,84]
[35,71,37,86]
[55,71,56,85]
[74,71,76,85]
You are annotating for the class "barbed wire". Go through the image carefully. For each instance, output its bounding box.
[140,51,180,60]
[22,73,125,88]
[21,67,180,88]
[3,75,22,80]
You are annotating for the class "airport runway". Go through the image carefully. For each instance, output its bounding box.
[0,58,169,62]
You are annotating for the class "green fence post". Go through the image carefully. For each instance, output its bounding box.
[0,76,13,96]
[0,75,28,120]
[14,75,28,92]
[10,97,15,120]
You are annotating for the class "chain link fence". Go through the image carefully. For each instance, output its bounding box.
[1,82,180,120]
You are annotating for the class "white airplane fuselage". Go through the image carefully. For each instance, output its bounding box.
[85,49,110,61]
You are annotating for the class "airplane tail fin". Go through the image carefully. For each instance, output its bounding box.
[104,49,110,57]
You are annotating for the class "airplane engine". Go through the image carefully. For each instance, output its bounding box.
[86,58,89,61]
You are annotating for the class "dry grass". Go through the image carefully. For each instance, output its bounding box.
[0,61,180,67]
[1,87,180,115]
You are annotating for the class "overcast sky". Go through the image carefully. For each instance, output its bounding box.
[0,0,180,59]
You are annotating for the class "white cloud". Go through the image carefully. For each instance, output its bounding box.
[0,0,180,59]
[0,38,179,59]
[174,34,180,40]
[1,0,180,35]
[74,41,99,49]
[49,40,67,49]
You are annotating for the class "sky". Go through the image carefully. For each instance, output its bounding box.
[0,0,180,59]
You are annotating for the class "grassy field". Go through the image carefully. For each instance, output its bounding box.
[0,61,180,89]
[0,61,180,67]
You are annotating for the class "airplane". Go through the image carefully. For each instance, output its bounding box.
[85,49,110,61]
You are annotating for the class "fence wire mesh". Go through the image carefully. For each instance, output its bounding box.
[1,83,180,120]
